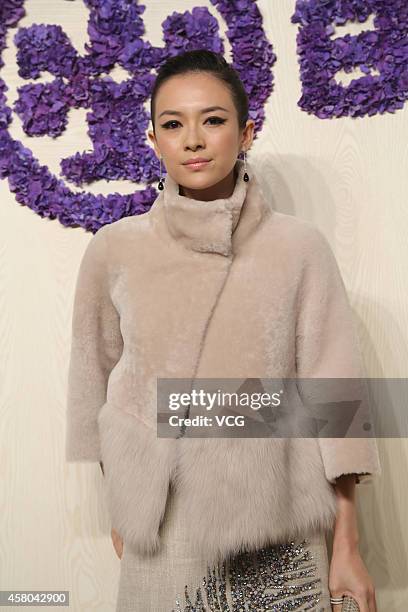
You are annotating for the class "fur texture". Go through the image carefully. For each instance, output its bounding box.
[66,159,381,563]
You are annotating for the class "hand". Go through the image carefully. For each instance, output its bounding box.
[329,544,377,612]
[111,527,124,560]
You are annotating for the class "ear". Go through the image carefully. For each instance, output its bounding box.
[241,119,255,152]
[147,130,160,159]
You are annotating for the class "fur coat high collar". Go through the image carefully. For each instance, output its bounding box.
[66,158,381,564]
[161,159,257,256]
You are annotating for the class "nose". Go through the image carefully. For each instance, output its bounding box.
[183,124,205,151]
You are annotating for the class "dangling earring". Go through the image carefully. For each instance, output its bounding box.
[158,156,165,190]
[243,150,249,182]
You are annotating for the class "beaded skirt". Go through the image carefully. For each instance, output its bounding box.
[116,483,331,611]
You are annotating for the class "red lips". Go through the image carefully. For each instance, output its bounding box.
[183,157,211,165]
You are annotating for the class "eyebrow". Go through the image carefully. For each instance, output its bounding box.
[158,106,230,119]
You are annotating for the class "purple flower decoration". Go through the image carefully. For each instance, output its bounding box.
[0,0,276,232]
[291,0,408,119]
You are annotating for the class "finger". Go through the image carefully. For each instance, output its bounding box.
[114,540,123,559]
[330,595,344,611]
[115,538,123,559]
[368,591,378,612]
[111,530,123,559]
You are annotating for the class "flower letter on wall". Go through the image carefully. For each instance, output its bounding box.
[291,0,408,119]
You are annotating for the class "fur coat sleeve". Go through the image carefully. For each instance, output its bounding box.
[295,225,381,485]
[65,226,123,462]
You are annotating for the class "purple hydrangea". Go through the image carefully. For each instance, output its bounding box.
[291,0,408,118]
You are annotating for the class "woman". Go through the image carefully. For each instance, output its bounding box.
[66,50,381,611]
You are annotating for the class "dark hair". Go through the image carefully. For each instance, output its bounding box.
[150,49,249,133]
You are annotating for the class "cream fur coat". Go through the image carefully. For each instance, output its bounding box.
[66,158,381,564]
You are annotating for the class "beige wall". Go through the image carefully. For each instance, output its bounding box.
[0,1,406,610]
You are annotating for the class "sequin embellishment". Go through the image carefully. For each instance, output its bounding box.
[172,539,325,611]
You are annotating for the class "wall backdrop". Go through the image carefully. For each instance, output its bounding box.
[1,1,407,610]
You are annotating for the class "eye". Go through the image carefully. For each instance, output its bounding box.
[161,116,227,129]
[207,116,226,125]
[161,120,180,130]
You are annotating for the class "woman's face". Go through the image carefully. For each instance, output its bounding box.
[148,72,254,201]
